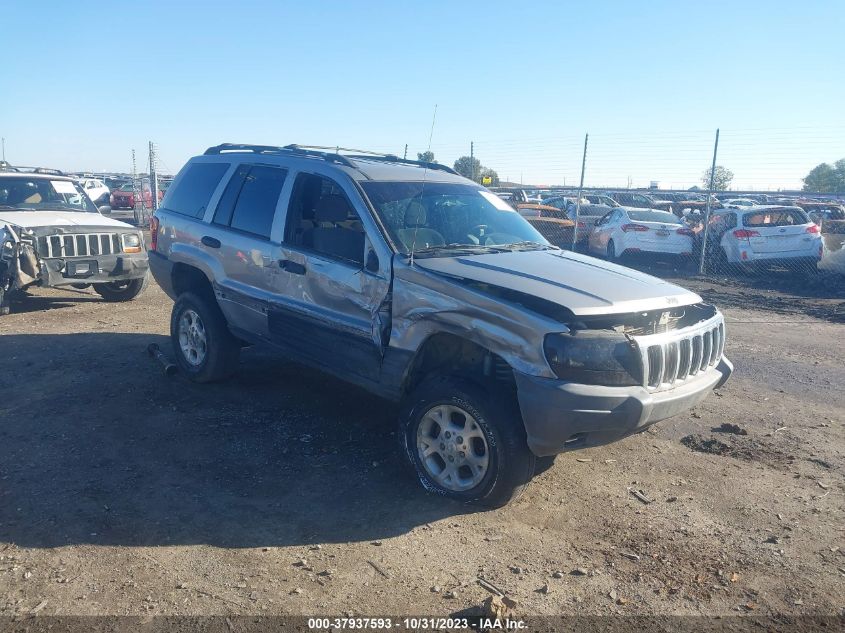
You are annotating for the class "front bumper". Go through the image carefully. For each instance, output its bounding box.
[515,357,733,456]
[41,253,149,287]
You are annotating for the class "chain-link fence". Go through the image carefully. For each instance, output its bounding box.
[394,127,845,285]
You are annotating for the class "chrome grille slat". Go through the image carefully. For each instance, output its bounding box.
[701,331,712,372]
[678,338,692,381]
[666,342,679,384]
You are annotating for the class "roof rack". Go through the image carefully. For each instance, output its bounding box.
[344,154,458,175]
[204,143,356,168]
[203,143,459,175]
[0,163,67,176]
[287,144,458,175]
[0,163,66,176]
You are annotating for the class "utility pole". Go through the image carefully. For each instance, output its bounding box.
[403,144,408,160]
[698,128,720,274]
[149,141,159,214]
[131,149,141,225]
[571,133,589,250]
[470,141,475,182]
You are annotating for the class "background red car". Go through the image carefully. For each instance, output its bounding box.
[110,183,164,209]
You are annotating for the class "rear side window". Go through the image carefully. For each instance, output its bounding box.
[218,165,287,239]
[164,162,229,218]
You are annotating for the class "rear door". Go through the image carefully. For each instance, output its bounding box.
[203,163,291,337]
[269,170,391,384]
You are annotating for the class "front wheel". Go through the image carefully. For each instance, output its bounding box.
[399,376,536,508]
[93,274,149,301]
[607,239,619,261]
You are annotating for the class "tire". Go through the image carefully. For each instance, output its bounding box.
[398,375,536,508]
[93,273,149,302]
[0,286,9,316]
[170,291,240,383]
[607,239,619,261]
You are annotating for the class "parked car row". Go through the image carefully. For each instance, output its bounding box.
[496,189,826,272]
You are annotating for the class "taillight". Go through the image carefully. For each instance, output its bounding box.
[621,223,649,232]
[149,215,159,251]
[676,228,694,236]
[733,229,760,238]
[806,224,820,234]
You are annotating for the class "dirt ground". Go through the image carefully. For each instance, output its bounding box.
[0,265,843,620]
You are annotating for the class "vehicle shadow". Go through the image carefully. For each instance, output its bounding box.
[0,333,473,549]
[8,290,104,314]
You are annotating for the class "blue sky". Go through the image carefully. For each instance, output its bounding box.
[2,1,843,189]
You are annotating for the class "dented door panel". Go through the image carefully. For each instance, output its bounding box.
[269,246,389,382]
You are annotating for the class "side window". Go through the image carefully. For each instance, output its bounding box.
[165,162,230,219]
[226,165,287,239]
[284,173,365,266]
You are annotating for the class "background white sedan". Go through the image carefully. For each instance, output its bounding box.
[588,207,694,261]
[77,177,111,207]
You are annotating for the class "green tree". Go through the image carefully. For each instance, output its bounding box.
[803,163,838,192]
[803,159,845,193]
[701,165,734,191]
[416,150,436,163]
[453,156,485,181]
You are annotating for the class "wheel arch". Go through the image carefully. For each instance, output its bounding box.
[400,332,517,397]
[171,262,215,300]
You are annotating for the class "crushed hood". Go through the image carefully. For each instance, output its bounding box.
[415,249,702,316]
[0,210,135,231]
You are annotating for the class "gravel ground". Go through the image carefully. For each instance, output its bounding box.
[0,270,843,620]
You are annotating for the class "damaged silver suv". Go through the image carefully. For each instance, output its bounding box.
[150,144,733,507]
[0,166,149,313]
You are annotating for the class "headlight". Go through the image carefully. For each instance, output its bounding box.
[543,330,643,386]
[122,233,143,253]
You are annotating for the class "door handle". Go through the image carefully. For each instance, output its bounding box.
[279,259,306,275]
[201,236,221,248]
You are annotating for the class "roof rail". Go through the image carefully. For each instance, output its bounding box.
[344,154,458,175]
[203,143,459,175]
[203,143,355,168]
[287,145,459,175]
[0,165,66,176]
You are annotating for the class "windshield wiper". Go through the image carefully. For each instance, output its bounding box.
[499,241,558,251]
[408,243,508,257]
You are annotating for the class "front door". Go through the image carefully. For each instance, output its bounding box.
[268,171,391,384]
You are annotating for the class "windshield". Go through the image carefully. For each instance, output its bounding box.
[361,182,549,254]
[626,209,683,224]
[0,177,97,213]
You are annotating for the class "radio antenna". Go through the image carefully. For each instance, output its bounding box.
[408,104,438,267]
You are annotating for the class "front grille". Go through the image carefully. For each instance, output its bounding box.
[636,317,725,391]
[37,233,122,258]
